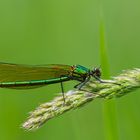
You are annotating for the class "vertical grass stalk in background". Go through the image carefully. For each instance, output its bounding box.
[99,6,119,140]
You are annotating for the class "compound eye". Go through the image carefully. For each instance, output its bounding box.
[96,68,101,77]
[92,67,101,78]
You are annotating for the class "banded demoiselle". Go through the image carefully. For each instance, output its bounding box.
[0,62,102,101]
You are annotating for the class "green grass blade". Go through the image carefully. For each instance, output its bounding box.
[99,6,119,140]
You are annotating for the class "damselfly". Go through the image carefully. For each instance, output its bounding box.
[0,63,102,102]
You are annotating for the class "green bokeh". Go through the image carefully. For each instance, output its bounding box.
[0,0,140,140]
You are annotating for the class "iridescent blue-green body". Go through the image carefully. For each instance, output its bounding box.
[0,63,100,89]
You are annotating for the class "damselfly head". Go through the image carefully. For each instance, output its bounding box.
[91,67,101,78]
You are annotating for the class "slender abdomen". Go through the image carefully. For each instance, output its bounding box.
[0,76,70,89]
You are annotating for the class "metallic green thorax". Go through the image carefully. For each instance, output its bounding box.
[69,65,90,82]
[74,65,90,75]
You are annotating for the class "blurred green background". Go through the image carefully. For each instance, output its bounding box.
[0,0,140,140]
